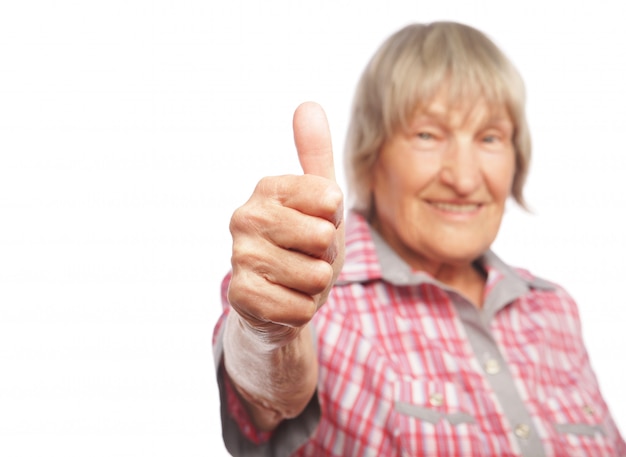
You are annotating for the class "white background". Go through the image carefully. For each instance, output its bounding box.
[1,1,625,456]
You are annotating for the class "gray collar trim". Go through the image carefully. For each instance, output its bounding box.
[369,226,555,318]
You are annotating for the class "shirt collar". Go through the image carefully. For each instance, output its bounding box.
[336,211,554,315]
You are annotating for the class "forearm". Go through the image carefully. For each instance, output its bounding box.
[223,310,318,431]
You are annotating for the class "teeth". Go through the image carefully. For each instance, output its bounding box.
[431,202,479,213]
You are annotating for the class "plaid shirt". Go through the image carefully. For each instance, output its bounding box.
[214,212,625,456]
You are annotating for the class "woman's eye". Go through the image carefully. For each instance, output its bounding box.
[482,134,503,144]
[416,132,434,140]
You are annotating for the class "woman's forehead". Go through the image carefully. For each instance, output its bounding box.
[410,93,512,127]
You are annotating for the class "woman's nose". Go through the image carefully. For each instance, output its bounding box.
[439,140,482,195]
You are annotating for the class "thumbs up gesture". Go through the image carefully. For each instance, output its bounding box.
[228,102,345,346]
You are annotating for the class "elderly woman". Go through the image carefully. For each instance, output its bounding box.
[213,22,625,456]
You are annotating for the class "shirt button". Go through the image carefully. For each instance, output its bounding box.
[514,423,531,439]
[484,358,501,375]
[429,392,444,407]
[583,404,595,416]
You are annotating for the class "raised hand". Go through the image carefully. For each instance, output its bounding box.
[227,102,345,346]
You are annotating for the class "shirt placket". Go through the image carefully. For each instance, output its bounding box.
[453,296,546,457]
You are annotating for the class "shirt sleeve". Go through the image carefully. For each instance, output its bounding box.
[212,272,322,456]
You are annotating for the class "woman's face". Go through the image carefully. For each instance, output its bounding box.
[370,93,516,272]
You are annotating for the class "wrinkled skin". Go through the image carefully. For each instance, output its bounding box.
[227,102,345,347]
[223,102,345,430]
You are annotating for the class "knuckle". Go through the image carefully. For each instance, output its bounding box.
[325,182,344,208]
[321,182,344,216]
[228,278,272,324]
[230,204,273,243]
[288,299,317,327]
[308,219,336,252]
[230,176,287,235]
[300,175,343,213]
[307,260,334,294]
[254,175,283,198]
[228,267,317,329]
[230,238,259,272]
[226,271,255,309]
[229,205,252,234]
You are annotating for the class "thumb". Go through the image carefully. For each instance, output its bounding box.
[293,101,336,181]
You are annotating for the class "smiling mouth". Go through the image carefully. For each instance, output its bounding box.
[429,202,482,213]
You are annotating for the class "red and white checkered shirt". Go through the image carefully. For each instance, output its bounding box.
[214,212,625,456]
